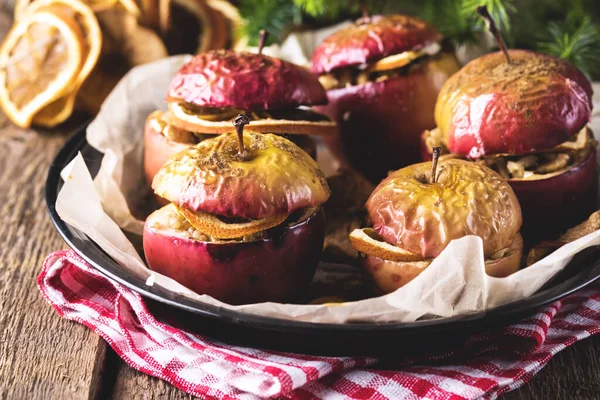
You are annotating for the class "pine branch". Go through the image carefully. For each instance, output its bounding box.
[237,0,298,46]
[461,0,515,34]
[536,13,600,79]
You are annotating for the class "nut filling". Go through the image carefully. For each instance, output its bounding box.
[150,203,318,243]
[318,42,442,91]
[424,127,595,180]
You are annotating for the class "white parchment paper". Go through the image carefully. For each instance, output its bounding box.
[55,27,600,323]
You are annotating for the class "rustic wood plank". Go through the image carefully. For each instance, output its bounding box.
[109,351,195,400]
[0,7,109,387]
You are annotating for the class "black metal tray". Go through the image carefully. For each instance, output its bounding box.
[46,124,600,357]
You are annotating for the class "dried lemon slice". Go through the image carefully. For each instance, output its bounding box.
[0,10,84,128]
[23,0,102,127]
[176,206,288,240]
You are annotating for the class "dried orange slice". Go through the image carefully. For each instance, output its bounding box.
[349,228,427,262]
[0,10,84,128]
[22,0,102,127]
[176,206,288,240]
[168,102,338,136]
[15,0,137,17]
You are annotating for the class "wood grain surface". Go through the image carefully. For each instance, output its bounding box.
[0,6,600,400]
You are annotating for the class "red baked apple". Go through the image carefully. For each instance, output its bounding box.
[311,14,460,182]
[143,115,331,304]
[144,40,335,186]
[350,151,523,293]
[422,48,596,244]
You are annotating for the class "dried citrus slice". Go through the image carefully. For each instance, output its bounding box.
[176,206,288,240]
[168,102,337,136]
[22,0,102,127]
[0,10,84,128]
[15,0,133,17]
[349,228,427,262]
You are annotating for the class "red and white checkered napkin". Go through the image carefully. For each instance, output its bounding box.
[38,250,600,399]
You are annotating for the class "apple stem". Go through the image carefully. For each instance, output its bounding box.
[258,30,269,55]
[431,146,442,183]
[233,114,251,161]
[477,6,511,64]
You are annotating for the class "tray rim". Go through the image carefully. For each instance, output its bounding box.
[45,124,600,334]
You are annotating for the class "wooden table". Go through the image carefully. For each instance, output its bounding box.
[1,11,600,400]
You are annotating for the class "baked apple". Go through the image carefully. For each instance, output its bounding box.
[421,8,597,244]
[143,115,331,304]
[144,33,334,186]
[350,149,523,293]
[311,14,460,182]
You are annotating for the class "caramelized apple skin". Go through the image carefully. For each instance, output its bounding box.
[315,53,459,182]
[510,148,598,244]
[143,209,325,304]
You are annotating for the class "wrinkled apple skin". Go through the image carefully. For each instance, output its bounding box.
[510,148,598,244]
[315,53,460,182]
[144,119,317,187]
[311,15,442,74]
[153,132,331,219]
[365,159,522,258]
[436,50,593,158]
[167,50,327,110]
[143,209,325,304]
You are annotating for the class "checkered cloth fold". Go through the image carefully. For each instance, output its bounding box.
[38,250,600,399]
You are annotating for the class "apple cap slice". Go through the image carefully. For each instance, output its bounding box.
[311,14,442,75]
[435,50,593,158]
[365,158,522,258]
[166,49,327,111]
[176,206,287,239]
